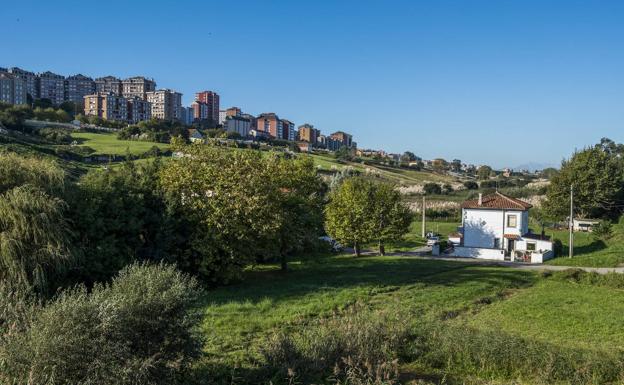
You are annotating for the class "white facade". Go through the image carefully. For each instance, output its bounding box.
[224,116,251,137]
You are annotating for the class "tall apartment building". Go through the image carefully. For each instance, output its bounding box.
[38,71,65,105]
[241,113,257,131]
[330,131,353,148]
[65,74,95,105]
[122,76,156,100]
[194,91,220,124]
[319,135,342,151]
[179,106,194,125]
[257,113,282,138]
[146,89,182,121]
[281,119,295,141]
[224,115,251,137]
[95,76,123,96]
[84,93,128,122]
[298,124,320,144]
[192,101,208,122]
[127,97,152,124]
[0,71,28,105]
[7,67,38,100]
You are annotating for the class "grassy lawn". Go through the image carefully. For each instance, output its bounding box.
[467,278,624,351]
[544,225,624,267]
[197,255,624,383]
[71,132,169,155]
[385,219,459,252]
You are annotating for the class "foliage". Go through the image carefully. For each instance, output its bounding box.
[262,306,408,384]
[544,138,624,220]
[117,118,189,143]
[335,145,354,161]
[0,185,72,294]
[0,263,202,385]
[329,166,360,191]
[38,127,73,144]
[463,181,479,190]
[0,152,65,195]
[423,182,442,195]
[592,220,613,240]
[431,158,448,173]
[400,151,419,163]
[33,107,71,123]
[67,160,170,285]
[0,102,33,132]
[540,167,559,179]
[325,178,410,256]
[477,165,492,180]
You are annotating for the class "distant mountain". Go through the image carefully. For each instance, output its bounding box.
[512,162,557,172]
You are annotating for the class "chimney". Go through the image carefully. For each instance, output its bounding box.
[478,193,483,206]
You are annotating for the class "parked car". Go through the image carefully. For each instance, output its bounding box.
[426,236,440,246]
[319,236,343,252]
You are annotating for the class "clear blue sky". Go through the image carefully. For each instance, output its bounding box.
[3,0,624,168]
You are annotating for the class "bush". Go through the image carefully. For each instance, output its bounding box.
[261,305,409,384]
[463,181,479,190]
[38,127,73,144]
[592,220,613,239]
[0,263,203,385]
[423,183,442,195]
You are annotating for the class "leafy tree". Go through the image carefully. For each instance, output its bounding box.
[477,165,492,180]
[325,178,376,256]
[371,183,412,255]
[0,103,33,132]
[423,183,442,195]
[431,158,448,173]
[400,151,418,163]
[544,141,624,219]
[334,145,354,161]
[0,153,65,195]
[450,159,462,172]
[0,186,71,294]
[442,183,454,194]
[539,167,559,179]
[0,263,202,385]
[463,181,479,190]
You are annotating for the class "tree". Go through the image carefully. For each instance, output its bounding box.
[543,142,624,220]
[0,263,202,385]
[477,165,492,180]
[442,183,454,194]
[431,158,448,173]
[463,181,479,190]
[400,151,418,163]
[325,178,376,256]
[370,183,412,255]
[451,159,462,172]
[423,183,442,195]
[539,167,559,179]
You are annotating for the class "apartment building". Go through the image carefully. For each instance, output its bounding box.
[319,134,343,151]
[298,123,320,144]
[146,89,182,121]
[95,76,123,95]
[38,71,65,105]
[281,119,295,141]
[127,97,152,124]
[330,131,353,148]
[257,113,282,138]
[194,91,220,124]
[0,71,28,105]
[179,106,194,125]
[224,115,251,137]
[7,67,38,100]
[122,76,156,100]
[84,93,128,122]
[65,74,96,105]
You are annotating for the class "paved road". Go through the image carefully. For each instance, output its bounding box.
[357,247,624,274]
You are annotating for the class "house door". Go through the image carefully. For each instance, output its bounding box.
[506,240,515,260]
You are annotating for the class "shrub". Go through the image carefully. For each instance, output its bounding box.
[261,305,409,384]
[0,263,202,385]
[423,183,442,195]
[463,181,478,190]
[592,220,613,240]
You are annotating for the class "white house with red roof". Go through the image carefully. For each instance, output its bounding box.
[452,192,554,263]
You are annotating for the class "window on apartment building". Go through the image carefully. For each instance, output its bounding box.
[527,242,536,251]
[507,215,517,228]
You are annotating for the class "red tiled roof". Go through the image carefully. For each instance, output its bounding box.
[461,192,532,210]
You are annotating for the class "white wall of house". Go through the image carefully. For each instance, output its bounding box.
[453,246,505,260]
[463,208,527,249]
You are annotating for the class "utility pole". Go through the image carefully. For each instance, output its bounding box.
[421,196,426,238]
[569,184,574,258]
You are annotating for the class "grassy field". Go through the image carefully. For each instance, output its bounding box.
[544,224,624,267]
[196,255,624,384]
[71,132,169,155]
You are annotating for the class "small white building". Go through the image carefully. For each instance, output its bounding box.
[452,192,554,263]
[572,218,600,232]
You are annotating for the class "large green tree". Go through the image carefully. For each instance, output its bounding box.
[544,139,624,220]
[371,183,412,255]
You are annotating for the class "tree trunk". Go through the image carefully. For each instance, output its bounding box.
[280,253,288,271]
[354,242,361,257]
[378,241,385,256]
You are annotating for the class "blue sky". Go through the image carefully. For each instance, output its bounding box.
[3,0,624,168]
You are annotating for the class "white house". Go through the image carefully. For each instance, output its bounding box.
[572,218,600,232]
[452,192,554,263]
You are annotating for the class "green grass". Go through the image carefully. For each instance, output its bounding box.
[71,132,169,155]
[197,255,624,383]
[467,278,624,351]
[385,220,460,252]
[544,224,624,267]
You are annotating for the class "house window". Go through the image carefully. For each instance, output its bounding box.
[527,242,536,251]
[494,238,501,248]
[507,215,517,228]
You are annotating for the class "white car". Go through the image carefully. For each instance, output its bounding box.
[426,236,440,246]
